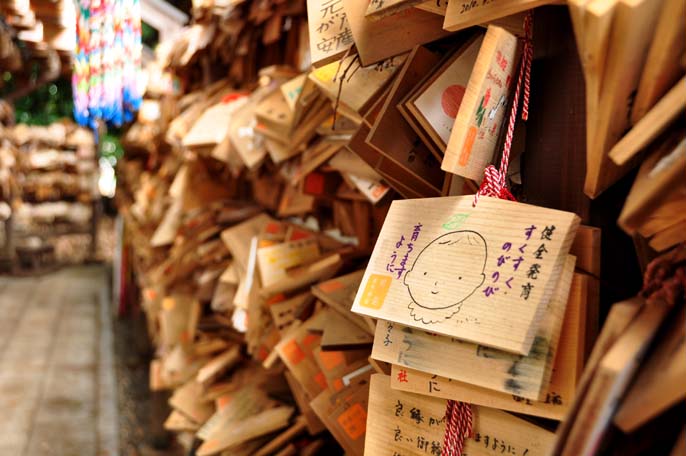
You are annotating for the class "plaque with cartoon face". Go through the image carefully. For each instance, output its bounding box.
[351,196,580,355]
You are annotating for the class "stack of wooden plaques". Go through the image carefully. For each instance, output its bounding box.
[0,18,22,72]
[0,0,73,76]
[354,197,603,456]
[30,0,75,52]
[568,0,685,199]
[553,246,686,456]
[6,121,99,262]
[114,0,684,454]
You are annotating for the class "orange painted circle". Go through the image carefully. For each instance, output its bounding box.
[441,84,466,118]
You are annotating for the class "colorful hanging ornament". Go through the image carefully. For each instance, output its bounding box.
[72,0,142,133]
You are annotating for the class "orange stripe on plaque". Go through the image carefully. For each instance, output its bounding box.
[371,183,389,199]
[203,439,219,451]
[281,339,306,365]
[318,350,345,370]
[216,394,233,410]
[257,345,269,362]
[266,293,286,306]
[459,126,478,166]
[336,403,367,440]
[318,279,344,293]
[265,222,282,234]
[314,371,328,390]
[290,229,313,241]
[301,332,321,349]
[259,239,278,248]
[144,288,157,301]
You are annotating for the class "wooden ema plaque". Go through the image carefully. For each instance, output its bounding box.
[351,195,580,355]
[197,406,294,455]
[343,0,450,66]
[365,374,556,456]
[312,269,373,335]
[388,272,590,420]
[401,34,484,155]
[442,25,519,182]
[306,0,354,67]
[256,237,321,287]
[309,53,406,115]
[551,298,643,455]
[196,386,274,441]
[365,0,425,19]
[275,309,332,398]
[614,306,686,433]
[583,0,667,198]
[443,0,557,32]
[560,300,671,456]
[366,45,446,191]
[371,255,576,400]
[310,375,372,456]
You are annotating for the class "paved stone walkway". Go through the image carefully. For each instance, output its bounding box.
[0,266,118,456]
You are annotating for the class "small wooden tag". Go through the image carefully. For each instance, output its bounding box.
[442,25,520,182]
[366,45,446,191]
[343,0,451,66]
[365,374,556,456]
[309,53,406,115]
[400,34,483,154]
[307,0,354,67]
[443,0,555,32]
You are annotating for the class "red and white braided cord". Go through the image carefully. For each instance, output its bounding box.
[442,401,473,456]
[442,12,534,456]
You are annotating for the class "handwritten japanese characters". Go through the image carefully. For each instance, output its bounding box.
[307,0,354,67]
[390,365,569,420]
[372,256,576,400]
[386,223,423,280]
[365,374,556,456]
[386,271,589,421]
[352,195,580,355]
[443,0,556,32]
[483,223,558,302]
[309,53,407,114]
[442,25,519,182]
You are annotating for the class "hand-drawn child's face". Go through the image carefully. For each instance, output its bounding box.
[404,231,486,310]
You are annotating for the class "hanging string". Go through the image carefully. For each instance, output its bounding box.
[441,400,473,456]
[442,12,535,456]
[331,46,358,130]
[473,12,534,206]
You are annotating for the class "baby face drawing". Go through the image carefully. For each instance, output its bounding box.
[404,231,487,324]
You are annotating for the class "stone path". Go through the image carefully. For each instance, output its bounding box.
[0,266,118,456]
